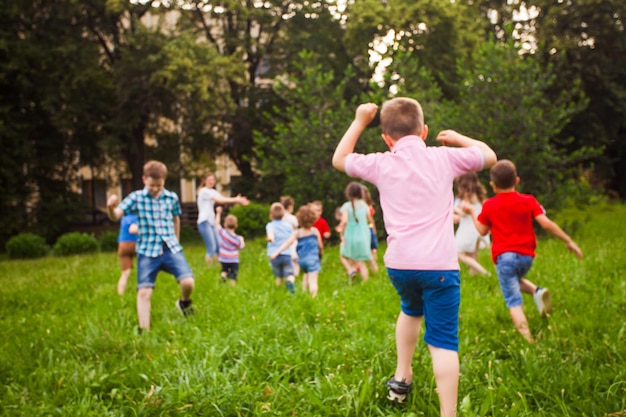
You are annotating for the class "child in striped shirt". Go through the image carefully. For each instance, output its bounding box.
[215,206,245,286]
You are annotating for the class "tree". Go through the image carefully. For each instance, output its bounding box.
[440,39,600,207]
[530,0,626,196]
[254,51,382,211]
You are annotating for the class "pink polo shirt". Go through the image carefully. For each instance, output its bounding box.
[345,136,484,270]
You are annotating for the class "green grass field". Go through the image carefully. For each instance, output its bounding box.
[1,204,625,416]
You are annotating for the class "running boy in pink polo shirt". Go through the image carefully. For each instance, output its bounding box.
[332,98,496,416]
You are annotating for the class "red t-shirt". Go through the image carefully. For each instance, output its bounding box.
[478,191,545,263]
[313,217,331,239]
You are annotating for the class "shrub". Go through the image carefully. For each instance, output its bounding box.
[99,230,119,252]
[229,202,269,238]
[53,232,99,256]
[180,224,201,244]
[6,233,49,259]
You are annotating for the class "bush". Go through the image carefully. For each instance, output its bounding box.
[180,224,201,245]
[53,232,99,256]
[99,230,119,252]
[229,202,269,238]
[6,233,49,259]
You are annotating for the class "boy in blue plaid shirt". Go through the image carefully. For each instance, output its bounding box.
[107,160,195,332]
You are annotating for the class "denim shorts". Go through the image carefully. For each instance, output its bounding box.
[298,256,321,273]
[495,252,534,308]
[197,221,219,257]
[221,262,239,280]
[388,268,461,352]
[270,254,294,278]
[137,244,194,289]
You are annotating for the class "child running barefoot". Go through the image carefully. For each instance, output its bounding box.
[295,205,323,297]
[336,182,373,283]
[453,172,490,276]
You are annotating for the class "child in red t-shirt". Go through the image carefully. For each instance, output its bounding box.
[464,159,583,342]
[310,200,331,240]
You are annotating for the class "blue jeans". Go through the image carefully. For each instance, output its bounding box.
[197,221,219,257]
[387,268,461,352]
[495,252,534,308]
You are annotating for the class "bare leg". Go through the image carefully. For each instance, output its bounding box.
[228,279,236,287]
[275,277,284,287]
[519,278,537,295]
[302,273,309,292]
[307,271,319,297]
[458,252,488,276]
[393,312,422,382]
[179,276,194,301]
[356,260,369,282]
[429,346,459,417]
[510,305,533,342]
[117,269,131,295]
[137,287,153,330]
[340,255,353,275]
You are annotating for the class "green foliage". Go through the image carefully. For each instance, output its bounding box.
[98,230,119,252]
[255,51,382,212]
[438,39,601,208]
[1,205,626,415]
[5,233,49,259]
[229,202,269,239]
[53,232,99,256]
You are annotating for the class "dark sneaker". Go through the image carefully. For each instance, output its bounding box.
[176,299,194,317]
[385,376,413,403]
[286,281,295,294]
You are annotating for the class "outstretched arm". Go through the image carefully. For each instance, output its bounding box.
[462,202,490,236]
[535,214,583,258]
[213,194,250,206]
[332,103,378,172]
[436,130,497,169]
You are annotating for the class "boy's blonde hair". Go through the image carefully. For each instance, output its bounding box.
[224,214,238,229]
[143,160,168,180]
[490,159,517,189]
[380,97,424,140]
[296,205,317,229]
[269,202,285,220]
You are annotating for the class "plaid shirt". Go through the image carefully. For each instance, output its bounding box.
[119,188,183,257]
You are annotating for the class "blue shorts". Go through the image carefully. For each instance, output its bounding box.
[298,256,321,273]
[387,268,460,352]
[270,254,294,278]
[495,252,534,308]
[221,262,239,280]
[198,221,219,257]
[137,245,194,290]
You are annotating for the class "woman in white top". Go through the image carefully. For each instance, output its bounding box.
[197,173,249,266]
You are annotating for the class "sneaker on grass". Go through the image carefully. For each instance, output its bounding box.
[533,287,552,317]
[385,376,413,403]
[175,299,194,317]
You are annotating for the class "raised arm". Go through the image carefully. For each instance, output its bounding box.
[332,103,378,172]
[106,195,124,222]
[436,130,497,169]
[535,214,583,258]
